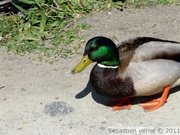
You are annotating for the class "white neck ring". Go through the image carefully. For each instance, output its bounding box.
[97,63,119,69]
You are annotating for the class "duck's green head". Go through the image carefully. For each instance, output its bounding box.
[71,36,120,74]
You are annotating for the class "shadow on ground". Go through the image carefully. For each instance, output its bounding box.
[75,81,180,107]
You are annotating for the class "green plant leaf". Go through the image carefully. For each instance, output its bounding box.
[13,35,21,41]
[11,3,29,15]
[40,9,47,33]
[24,22,31,31]
[17,0,35,4]
[24,30,36,38]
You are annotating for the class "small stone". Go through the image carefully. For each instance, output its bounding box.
[21,88,27,92]
[90,125,96,128]
[100,127,105,131]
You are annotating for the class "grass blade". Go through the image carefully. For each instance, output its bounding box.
[11,3,28,15]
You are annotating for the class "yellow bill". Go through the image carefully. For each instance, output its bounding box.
[71,55,92,74]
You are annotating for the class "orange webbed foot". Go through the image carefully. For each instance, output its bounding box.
[106,98,131,111]
[140,85,170,112]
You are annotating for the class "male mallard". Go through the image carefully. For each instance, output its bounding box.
[72,36,180,112]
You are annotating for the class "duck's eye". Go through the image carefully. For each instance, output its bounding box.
[93,46,99,51]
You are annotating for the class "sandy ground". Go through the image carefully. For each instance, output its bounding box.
[0,5,180,135]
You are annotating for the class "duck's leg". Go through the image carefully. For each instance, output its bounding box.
[106,98,131,110]
[140,85,170,112]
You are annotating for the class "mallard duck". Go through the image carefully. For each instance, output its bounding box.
[71,36,180,112]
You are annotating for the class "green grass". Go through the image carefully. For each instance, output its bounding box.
[126,0,180,8]
[0,0,179,61]
[0,0,123,60]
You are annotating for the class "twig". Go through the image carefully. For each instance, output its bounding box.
[52,0,60,8]
[0,86,5,89]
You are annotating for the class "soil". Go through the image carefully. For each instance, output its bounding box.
[0,5,180,135]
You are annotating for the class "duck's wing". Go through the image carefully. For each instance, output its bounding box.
[117,37,180,72]
[131,38,180,62]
